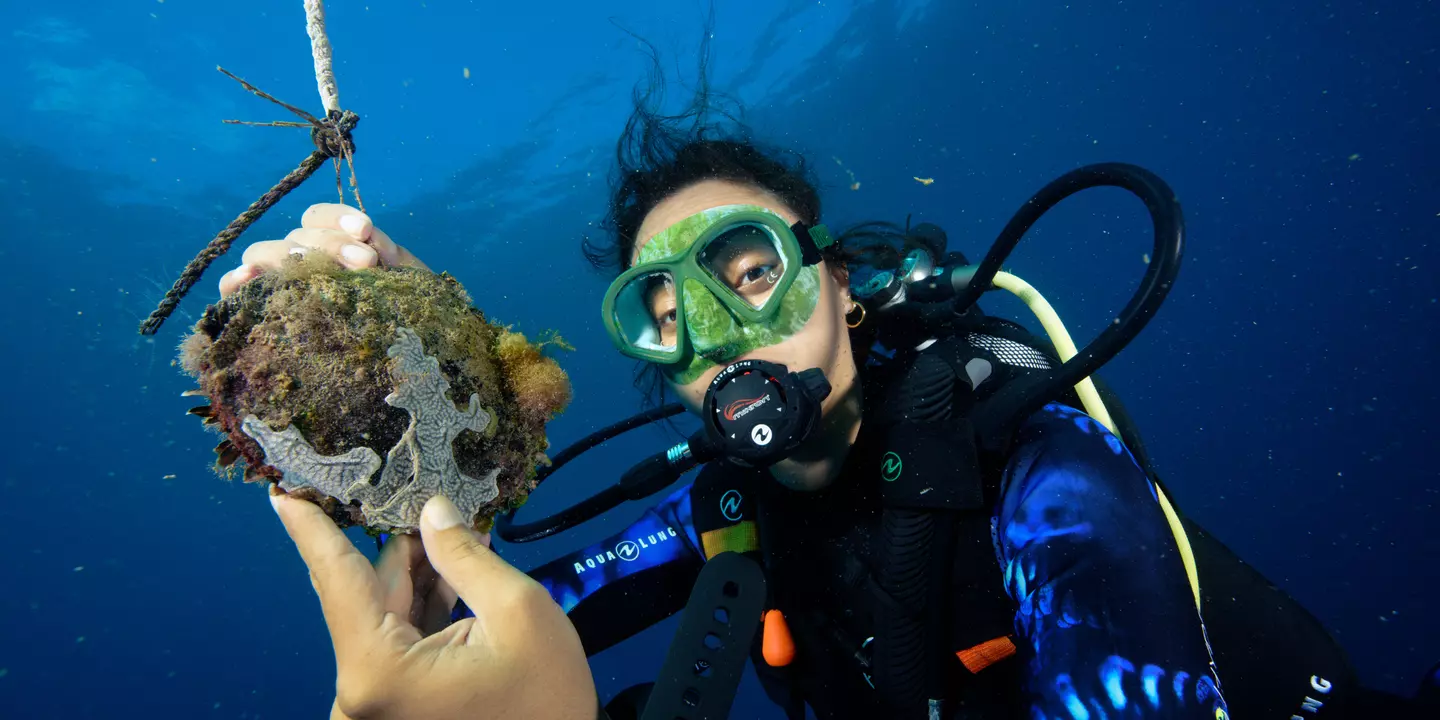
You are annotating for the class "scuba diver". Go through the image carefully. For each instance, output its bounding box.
[242,50,1440,720]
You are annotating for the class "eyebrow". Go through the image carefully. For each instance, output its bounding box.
[643,275,674,307]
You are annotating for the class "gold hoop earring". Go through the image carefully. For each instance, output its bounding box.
[845,299,866,328]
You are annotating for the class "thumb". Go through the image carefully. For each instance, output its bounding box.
[418,495,532,618]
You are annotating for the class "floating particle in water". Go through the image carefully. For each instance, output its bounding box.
[832,156,861,190]
[913,176,935,186]
[73,566,84,572]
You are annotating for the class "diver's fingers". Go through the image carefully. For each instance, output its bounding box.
[239,238,306,270]
[418,496,549,638]
[300,202,426,270]
[299,202,426,270]
[415,495,594,714]
[218,264,262,297]
[284,228,378,269]
[374,534,426,626]
[301,203,368,233]
[306,204,381,254]
[418,574,459,636]
[366,226,430,271]
[270,492,388,654]
[222,232,313,296]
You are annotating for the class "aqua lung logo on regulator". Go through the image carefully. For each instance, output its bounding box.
[572,526,680,574]
[750,424,773,446]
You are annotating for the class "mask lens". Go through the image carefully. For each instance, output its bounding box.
[612,269,679,354]
[900,247,933,282]
[851,268,894,300]
[697,223,788,310]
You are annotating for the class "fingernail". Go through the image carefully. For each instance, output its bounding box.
[269,492,284,514]
[341,244,375,266]
[339,214,368,239]
[421,495,464,531]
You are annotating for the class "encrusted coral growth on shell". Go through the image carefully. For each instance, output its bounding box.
[177,254,571,534]
[241,327,502,533]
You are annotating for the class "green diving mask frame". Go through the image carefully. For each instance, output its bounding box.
[601,204,836,382]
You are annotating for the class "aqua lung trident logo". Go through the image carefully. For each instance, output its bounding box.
[573,526,679,574]
[881,451,903,482]
[720,489,744,521]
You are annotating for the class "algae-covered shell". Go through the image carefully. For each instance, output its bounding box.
[176,255,571,534]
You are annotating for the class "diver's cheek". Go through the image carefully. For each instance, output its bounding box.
[674,383,707,414]
[664,361,724,412]
[789,292,846,374]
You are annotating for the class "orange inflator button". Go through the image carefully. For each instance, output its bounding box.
[762,609,795,666]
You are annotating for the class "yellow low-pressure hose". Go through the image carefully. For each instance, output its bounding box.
[990,271,1201,611]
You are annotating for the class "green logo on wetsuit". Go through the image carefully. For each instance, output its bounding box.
[881,452,903,482]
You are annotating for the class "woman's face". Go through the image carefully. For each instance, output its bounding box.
[630,178,856,418]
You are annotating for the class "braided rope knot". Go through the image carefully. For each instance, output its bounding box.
[139,69,366,337]
[311,109,360,159]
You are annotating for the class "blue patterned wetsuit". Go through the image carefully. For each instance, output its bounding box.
[997,403,1227,718]
[519,402,1229,718]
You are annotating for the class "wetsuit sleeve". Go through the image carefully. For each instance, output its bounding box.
[523,482,706,657]
[993,402,1230,719]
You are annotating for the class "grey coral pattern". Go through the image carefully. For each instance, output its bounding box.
[241,326,500,532]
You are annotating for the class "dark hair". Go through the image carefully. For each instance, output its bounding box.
[582,28,834,274]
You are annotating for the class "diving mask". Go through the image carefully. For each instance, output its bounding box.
[601,204,835,380]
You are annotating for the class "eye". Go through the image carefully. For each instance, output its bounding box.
[698,223,786,309]
[739,264,774,285]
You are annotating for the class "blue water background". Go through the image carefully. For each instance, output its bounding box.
[1,0,1435,717]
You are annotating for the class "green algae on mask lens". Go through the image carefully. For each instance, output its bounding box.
[635,205,822,385]
[176,254,573,535]
[663,265,821,386]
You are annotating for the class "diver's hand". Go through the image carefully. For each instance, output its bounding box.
[370,532,462,638]
[218,203,430,297]
[271,492,598,720]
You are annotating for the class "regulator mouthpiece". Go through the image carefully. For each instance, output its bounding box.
[703,359,831,468]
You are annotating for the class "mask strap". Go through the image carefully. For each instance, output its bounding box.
[791,221,835,265]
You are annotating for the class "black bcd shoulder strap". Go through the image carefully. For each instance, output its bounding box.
[863,326,1039,717]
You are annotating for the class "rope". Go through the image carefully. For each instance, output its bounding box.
[137,105,358,336]
[139,0,362,337]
